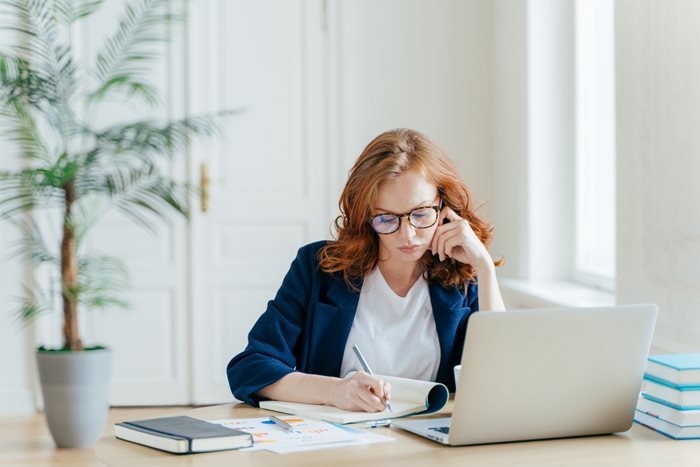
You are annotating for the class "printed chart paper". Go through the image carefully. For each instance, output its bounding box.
[212,416,393,453]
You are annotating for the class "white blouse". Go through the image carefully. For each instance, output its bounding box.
[339,267,441,381]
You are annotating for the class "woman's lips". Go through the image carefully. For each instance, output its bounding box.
[399,245,420,253]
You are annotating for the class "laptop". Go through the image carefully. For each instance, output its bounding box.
[392,304,657,445]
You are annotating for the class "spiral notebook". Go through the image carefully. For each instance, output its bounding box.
[259,375,448,424]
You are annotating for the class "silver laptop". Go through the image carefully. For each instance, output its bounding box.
[392,304,657,445]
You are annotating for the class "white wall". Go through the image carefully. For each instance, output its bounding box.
[486,0,576,282]
[616,0,700,353]
[0,154,36,415]
[0,233,36,417]
[526,0,575,281]
[330,0,493,216]
[0,7,36,410]
[489,0,528,278]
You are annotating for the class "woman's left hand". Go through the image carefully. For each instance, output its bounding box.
[430,206,492,267]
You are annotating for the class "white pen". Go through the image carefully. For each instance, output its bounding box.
[351,344,393,412]
[269,415,295,431]
[364,419,392,428]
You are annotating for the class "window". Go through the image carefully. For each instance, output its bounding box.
[574,0,616,290]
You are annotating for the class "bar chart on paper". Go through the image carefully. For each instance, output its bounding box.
[212,417,393,453]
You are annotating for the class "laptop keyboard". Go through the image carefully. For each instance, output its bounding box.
[429,426,450,434]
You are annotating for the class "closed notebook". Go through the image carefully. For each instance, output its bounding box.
[645,353,700,387]
[115,416,253,454]
[259,374,448,424]
[634,410,700,440]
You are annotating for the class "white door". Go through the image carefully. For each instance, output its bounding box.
[36,0,192,405]
[187,0,330,404]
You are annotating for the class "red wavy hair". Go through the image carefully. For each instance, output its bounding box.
[318,128,502,291]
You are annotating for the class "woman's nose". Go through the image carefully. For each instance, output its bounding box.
[397,215,416,240]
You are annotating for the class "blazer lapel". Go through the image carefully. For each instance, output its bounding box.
[307,277,361,377]
[429,283,469,387]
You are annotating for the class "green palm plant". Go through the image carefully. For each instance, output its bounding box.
[0,0,223,351]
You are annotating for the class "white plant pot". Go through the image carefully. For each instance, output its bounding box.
[36,348,112,448]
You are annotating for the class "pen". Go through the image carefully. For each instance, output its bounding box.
[269,415,294,431]
[364,419,392,428]
[351,344,393,412]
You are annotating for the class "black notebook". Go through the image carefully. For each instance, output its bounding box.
[115,415,253,454]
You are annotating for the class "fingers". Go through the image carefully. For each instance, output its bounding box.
[431,220,459,253]
[431,222,461,261]
[443,232,466,262]
[347,372,388,412]
[368,376,387,399]
[440,205,461,224]
[361,374,388,411]
[356,388,385,412]
[343,386,381,412]
[431,206,483,263]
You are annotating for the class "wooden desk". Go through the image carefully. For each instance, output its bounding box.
[96,402,699,466]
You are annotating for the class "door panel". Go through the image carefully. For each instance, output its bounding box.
[188,0,328,404]
[71,0,190,405]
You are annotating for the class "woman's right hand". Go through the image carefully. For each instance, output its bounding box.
[328,371,392,412]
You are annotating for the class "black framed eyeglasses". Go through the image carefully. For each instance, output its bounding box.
[368,200,442,235]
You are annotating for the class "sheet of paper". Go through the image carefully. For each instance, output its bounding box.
[211,416,393,453]
[264,424,393,453]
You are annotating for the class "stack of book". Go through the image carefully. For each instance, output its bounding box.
[635,353,700,439]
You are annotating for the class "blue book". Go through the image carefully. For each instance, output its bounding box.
[634,410,700,440]
[643,375,700,410]
[637,394,700,425]
[645,353,700,387]
[642,393,700,411]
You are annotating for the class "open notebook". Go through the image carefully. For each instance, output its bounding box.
[259,375,449,424]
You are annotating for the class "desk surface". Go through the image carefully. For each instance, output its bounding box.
[96,401,700,466]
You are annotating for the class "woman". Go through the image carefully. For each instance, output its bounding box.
[227,128,505,412]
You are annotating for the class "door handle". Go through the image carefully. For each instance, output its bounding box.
[200,162,210,213]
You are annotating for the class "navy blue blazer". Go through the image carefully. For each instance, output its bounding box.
[226,240,479,406]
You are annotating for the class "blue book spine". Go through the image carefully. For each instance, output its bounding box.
[644,374,700,390]
[642,393,700,411]
[633,420,700,440]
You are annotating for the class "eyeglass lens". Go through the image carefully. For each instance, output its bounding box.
[371,207,438,234]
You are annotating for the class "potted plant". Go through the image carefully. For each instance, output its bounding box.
[0,0,223,448]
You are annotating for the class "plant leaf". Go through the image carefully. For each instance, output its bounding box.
[14,284,54,325]
[91,113,224,157]
[2,216,58,265]
[77,254,129,311]
[0,1,79,141]
[54,0,106,23]
[89,0,183,104]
